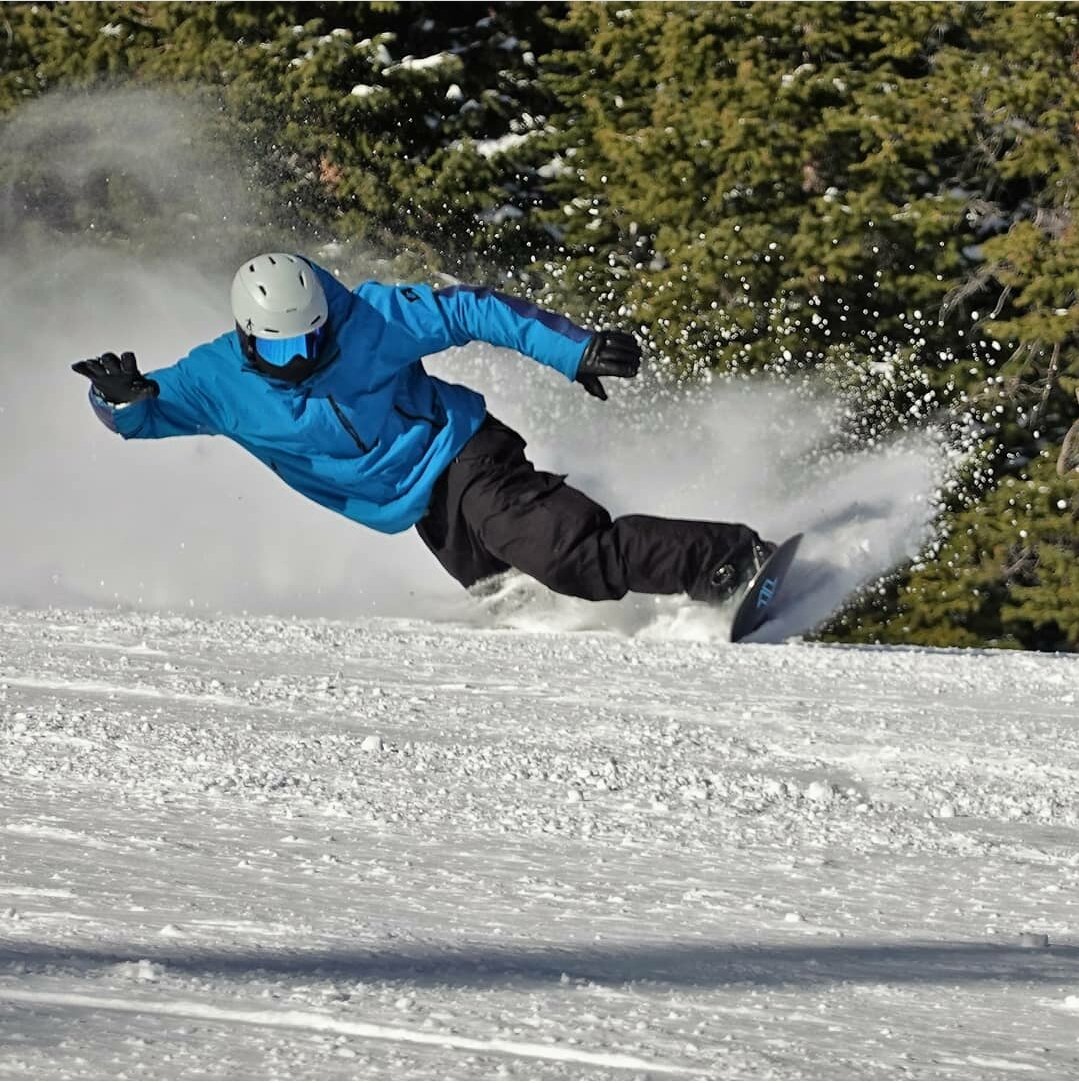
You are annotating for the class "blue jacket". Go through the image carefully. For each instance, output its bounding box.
[91,262,592,533]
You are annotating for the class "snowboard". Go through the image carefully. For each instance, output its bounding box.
[729,533,804,643]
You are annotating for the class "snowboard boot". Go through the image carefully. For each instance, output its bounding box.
[699,536,777,604]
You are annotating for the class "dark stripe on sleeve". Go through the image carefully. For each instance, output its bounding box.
[435,285,591,343]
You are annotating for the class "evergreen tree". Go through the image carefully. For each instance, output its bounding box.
[537,3,988,373]
[837,455,1079,650]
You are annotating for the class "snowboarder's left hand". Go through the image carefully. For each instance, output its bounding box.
[576,330,641,401]
[72,351,159,405]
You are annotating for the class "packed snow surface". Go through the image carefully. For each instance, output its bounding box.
[1,606,1077,1079]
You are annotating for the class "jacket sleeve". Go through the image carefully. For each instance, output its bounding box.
[354,282,593,379]
[89,360,218,440]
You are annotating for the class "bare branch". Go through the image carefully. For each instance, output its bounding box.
[1034,340,1062,427]
[940,262,1002,320]
[989,284,1011,320]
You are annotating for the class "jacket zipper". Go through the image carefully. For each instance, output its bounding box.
[327,395,374,453]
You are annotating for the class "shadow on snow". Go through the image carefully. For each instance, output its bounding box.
[2,938,1077,990]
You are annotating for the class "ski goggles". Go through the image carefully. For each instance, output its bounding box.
[253,324,325,367]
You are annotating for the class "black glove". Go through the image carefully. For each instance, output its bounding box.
[72,351,158,405]
[576,330,642,401]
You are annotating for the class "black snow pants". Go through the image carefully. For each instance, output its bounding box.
[415,415,760,602]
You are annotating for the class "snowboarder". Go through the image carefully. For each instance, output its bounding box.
[73,253,773,604]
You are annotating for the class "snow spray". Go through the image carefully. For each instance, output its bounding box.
[425,347,953,639]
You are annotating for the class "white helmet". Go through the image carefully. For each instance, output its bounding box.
[230,253,328,338]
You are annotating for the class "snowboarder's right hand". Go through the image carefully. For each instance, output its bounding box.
[72,351,159,405]
[576,330,642,401]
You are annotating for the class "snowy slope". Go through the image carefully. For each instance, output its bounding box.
[1,606,1078,1080]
